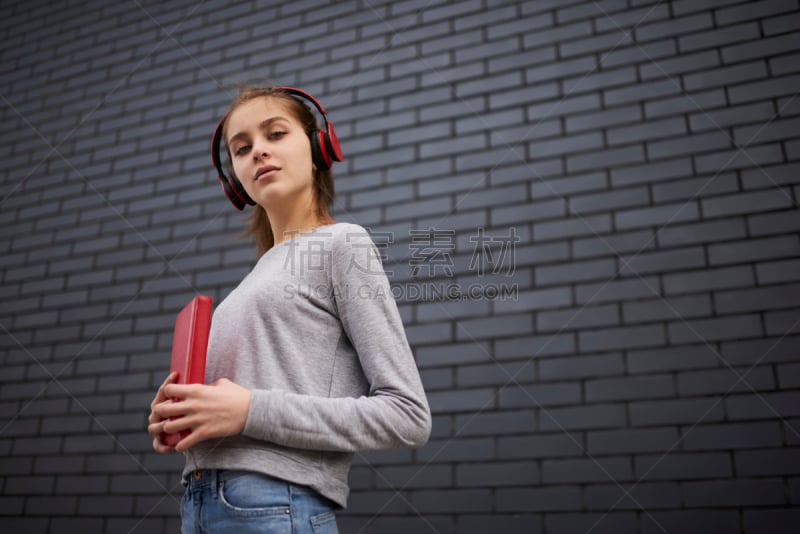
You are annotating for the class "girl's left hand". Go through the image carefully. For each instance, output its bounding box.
[151,378,252,452]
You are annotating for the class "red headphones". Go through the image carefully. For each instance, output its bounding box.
[210,86,343,210]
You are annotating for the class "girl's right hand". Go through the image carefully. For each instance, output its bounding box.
[147,371,179,454]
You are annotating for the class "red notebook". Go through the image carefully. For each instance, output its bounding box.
[164,295,212,447]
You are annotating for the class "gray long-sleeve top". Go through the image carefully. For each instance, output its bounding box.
[182,222,432,507]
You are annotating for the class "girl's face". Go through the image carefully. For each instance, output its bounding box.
[225,97,314,211]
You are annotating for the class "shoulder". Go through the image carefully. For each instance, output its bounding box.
[329,222,375,248]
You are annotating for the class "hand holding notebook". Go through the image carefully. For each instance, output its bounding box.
[163,295,212,447]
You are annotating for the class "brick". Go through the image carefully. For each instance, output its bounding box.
[456,4,517,31]
[631,396,726,427]
[756,259,800,284]
[571,186,650,214]
[523,20,593,49]
[527,56,597,85]
[765,308,800,336]
[637,452,733,480]
[372,464,450,490]
[539,353,624,381]
[637,12,713,41]
[564,66,639,96]
[498,431,584,459]
[588,427,680,455]
[749,209,800,237]
[494,333,576,360]
[722,33,800,64]
[585,481,681,511]
[689,100,776,132]
[721,335,800,366]
[687,60,769,91]
[663,265,754,295]
[669,313,763,343]
[492,118,562,147]
[456,313,533,340]
[642,510,740,534]
[729,73,800,105]
[427,387,495,413]
[537,303,619,332]
[540,403,627,431]
[603,38,677,69]
[736,449,800,476]
[620,247,707,276]
[536,258,616,286]
[499,382,582,409]
[4,476,55,495]
[644,88,727,119]
[533,214,613,242]
[0,519,48,534]
[489,83,561,110]
[648,130,732,160]
[543,456,633,484]
[587,374,675,402]
[658,218,747,247]
[640,50,720,80]
[576,276,662,304]
[743,509,800,534]
[708,235,800,266]
[715,284,800,314]
[682,421,783,450]
[779,363,800,388]
[496,486,581,512]
[608,117,686,145]
[735,115,800,145]
[625,294,712,324]
[727,391,800,420]
[417,437,494,463]
[705,189,794,219]
[456,37,521,64]
[567,145,645,173]
[490,46,557,74]
[457,460,539,487]
[573,229,657,259]
[457,361,536,388]
[457,409,536,436]
[528,94,601,122]
[415,341,491,368]
[412,488,492,513]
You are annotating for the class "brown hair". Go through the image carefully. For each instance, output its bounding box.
[221,87,336,256]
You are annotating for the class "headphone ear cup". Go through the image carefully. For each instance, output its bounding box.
[310,130,330,170]
[325,121,343,164]
[229,175,254,208]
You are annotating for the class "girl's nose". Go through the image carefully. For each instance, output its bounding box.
[252,139,269,159]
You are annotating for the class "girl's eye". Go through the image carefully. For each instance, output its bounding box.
[234,145,250,156]
[268,131,286,141]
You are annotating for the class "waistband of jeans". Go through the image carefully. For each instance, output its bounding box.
[183,468,248,488]
[183,468,317,495]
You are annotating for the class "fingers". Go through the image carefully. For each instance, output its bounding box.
[152,435,177,454]
[174,429,204,453]
[147,372,181,454]
[162,382,198,400]
[150,372,179,410]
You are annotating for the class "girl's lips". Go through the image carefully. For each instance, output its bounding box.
[255,166,280,182]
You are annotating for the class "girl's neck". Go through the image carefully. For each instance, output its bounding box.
[269,211,336,246]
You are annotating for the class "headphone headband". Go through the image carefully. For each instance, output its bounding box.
[210,86,343,210]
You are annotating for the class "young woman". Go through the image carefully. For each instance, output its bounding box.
[147,87,432,533]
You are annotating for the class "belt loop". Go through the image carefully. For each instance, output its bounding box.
[211,469,218,498]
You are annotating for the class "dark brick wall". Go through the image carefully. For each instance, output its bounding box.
[1,0,799,532]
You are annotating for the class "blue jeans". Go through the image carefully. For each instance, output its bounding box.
[182,469,339,534]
